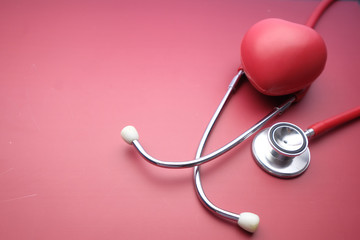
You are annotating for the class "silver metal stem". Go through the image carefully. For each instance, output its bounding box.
[228,69,243,89]
[304,128,315,138]
[193,90,296,222]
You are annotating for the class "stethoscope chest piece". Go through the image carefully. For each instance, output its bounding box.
[252,122,310,178]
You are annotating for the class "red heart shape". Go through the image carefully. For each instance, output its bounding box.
[240,18,327,96]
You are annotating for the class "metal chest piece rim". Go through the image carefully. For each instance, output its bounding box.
[252,122,311,178]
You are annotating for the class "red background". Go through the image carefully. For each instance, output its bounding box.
[1,0,359,239]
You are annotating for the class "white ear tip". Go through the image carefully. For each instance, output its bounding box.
[237,212,260,233]
[121,126,139,144]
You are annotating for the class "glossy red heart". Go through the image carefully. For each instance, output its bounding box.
[240,18,327,96]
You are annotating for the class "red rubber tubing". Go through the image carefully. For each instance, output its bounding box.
[306,0,337,28]
[308,106,360,137]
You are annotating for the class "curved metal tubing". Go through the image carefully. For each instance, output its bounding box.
[193,77,295,222]
[132,94,295,168]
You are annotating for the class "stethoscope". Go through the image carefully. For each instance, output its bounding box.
[121,0,360,233]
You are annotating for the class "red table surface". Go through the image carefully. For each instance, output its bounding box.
[1,0,359,239]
